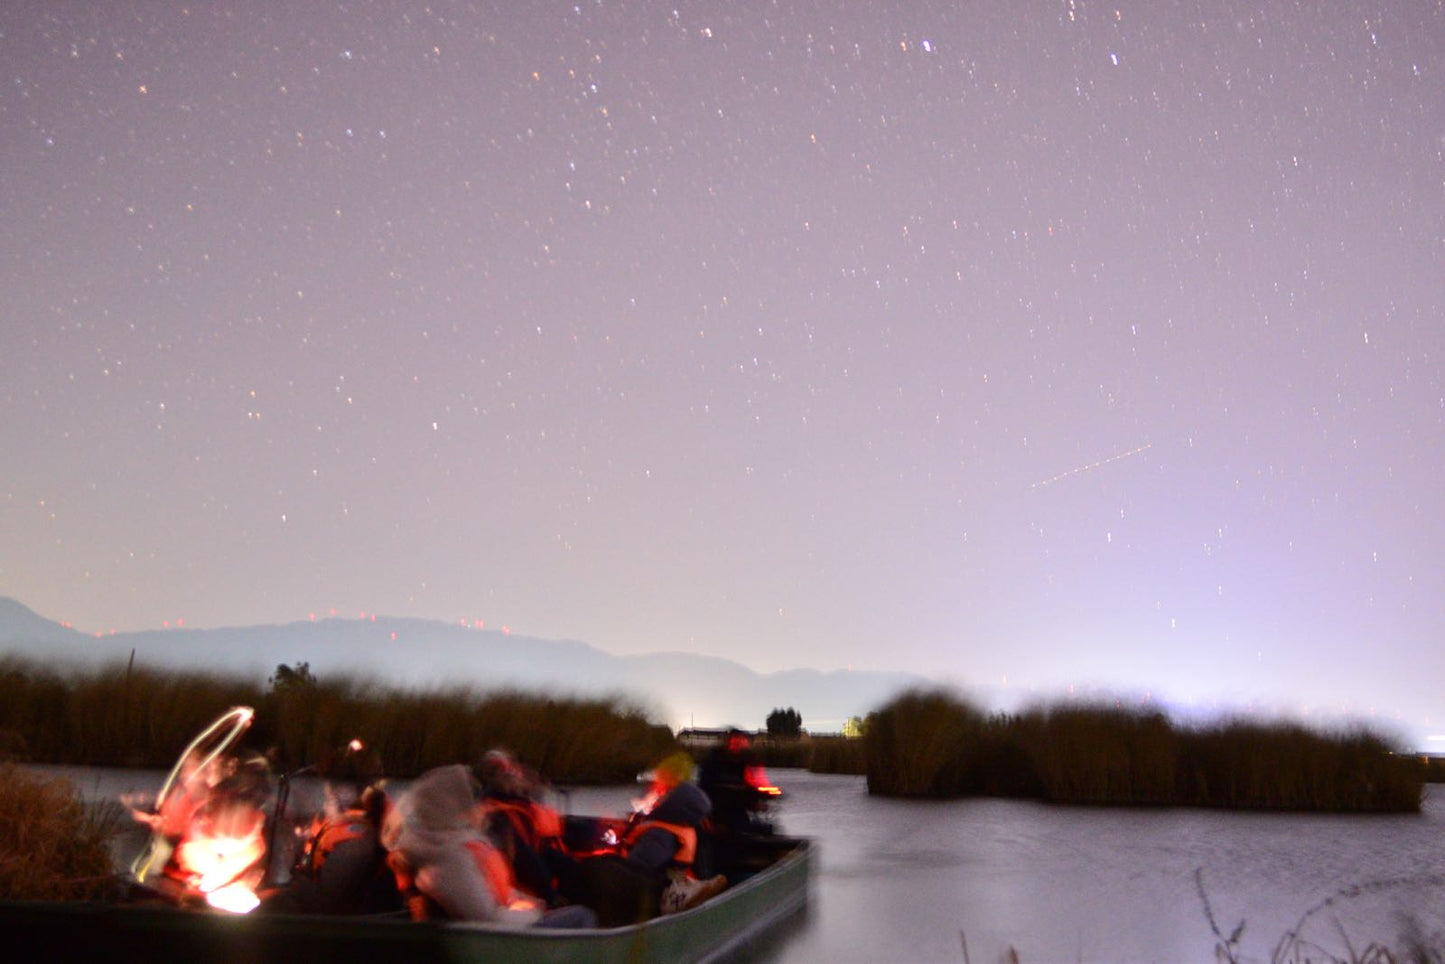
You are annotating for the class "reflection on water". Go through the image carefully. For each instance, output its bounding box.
[32,765,1445,962]
[760,770,1445,963]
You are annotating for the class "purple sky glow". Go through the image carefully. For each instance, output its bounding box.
[3,2,1443,743]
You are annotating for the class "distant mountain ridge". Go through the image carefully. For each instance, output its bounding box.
[0,597,922,731]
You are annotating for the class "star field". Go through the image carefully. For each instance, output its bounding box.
[3,1,1442,741]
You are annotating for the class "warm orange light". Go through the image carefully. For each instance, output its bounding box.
[174,802,266,902]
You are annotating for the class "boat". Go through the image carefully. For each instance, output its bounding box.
[3,709,810,961]
[0,828,811,964]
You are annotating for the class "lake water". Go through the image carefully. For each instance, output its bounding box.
[34,765,1445,963]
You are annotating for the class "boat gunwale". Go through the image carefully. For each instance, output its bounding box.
[0,835,812,963]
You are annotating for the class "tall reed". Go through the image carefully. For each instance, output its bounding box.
[0,657,675,784]
[865,690,984,796]
[864,689,1421,812]
[805,735,868,775]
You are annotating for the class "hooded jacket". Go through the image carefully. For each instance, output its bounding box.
[381,765,541,926]
[625,781,712,875]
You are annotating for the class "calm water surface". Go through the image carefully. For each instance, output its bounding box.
[37,766,1445,963]
[754,770,1445,963]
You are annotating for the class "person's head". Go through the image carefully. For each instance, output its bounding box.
[319,739,384,810]
[406,765,481,831]
[651,752,695,793]
[322,739,384,784]
[725,729,750,754]
[475,748,528,797]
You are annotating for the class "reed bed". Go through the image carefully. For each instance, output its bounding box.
[866,689,1422,812]
[718,735,867,775]
[804,735,867,775]
[0,657,675,785]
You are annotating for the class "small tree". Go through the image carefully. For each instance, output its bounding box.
[766,706,803,738]
[268,661,316,694]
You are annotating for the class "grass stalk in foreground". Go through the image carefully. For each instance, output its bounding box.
[0,764,122,901]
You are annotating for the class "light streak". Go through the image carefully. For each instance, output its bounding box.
[132,706,254,884]
[1030,443,1151,490]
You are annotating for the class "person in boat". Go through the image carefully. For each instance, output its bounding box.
[624,752,728,912]
[271,742,400,915]
[473,748,571,907]
[164,753,273,902]
[697,728,773,835]
[562,753,727,924]
[381,764,595,928]
[128,749,222,851]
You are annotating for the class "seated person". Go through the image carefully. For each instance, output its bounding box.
[561,753,725,925]
[621,753,709,876]
[276,743,399,915]
[150,752,272,906]
[383,764,593,929]
[474,749,570,906]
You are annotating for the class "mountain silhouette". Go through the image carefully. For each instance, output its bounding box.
[0,597,921,731]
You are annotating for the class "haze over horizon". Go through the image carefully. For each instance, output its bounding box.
[4,4,1442,746]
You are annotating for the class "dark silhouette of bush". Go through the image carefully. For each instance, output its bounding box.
[865,689,985,796]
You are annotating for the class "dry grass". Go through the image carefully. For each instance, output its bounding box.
[0,764,122,901]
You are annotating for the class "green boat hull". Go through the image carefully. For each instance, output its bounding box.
[0,837,811,964]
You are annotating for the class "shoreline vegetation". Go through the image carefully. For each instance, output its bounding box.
[864,689,1424,812]
[0,657,1425,811]
[0,657,675,784]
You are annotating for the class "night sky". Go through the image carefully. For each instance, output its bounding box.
[4,3,1442,743]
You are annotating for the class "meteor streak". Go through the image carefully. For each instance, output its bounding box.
[1030,444,1152,490]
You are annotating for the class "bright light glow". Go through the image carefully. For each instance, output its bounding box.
[177,806,265,894]
[134,706,254,883]
[206,881,261,914]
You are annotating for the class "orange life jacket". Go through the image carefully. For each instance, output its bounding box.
[464,839,516,907]
[387,851,437,921]
[623,819,697,868]
[297,809,372,877]
[479,798,564,852]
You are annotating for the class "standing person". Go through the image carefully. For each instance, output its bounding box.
[697,729,770,834]
[382,765,594,928]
